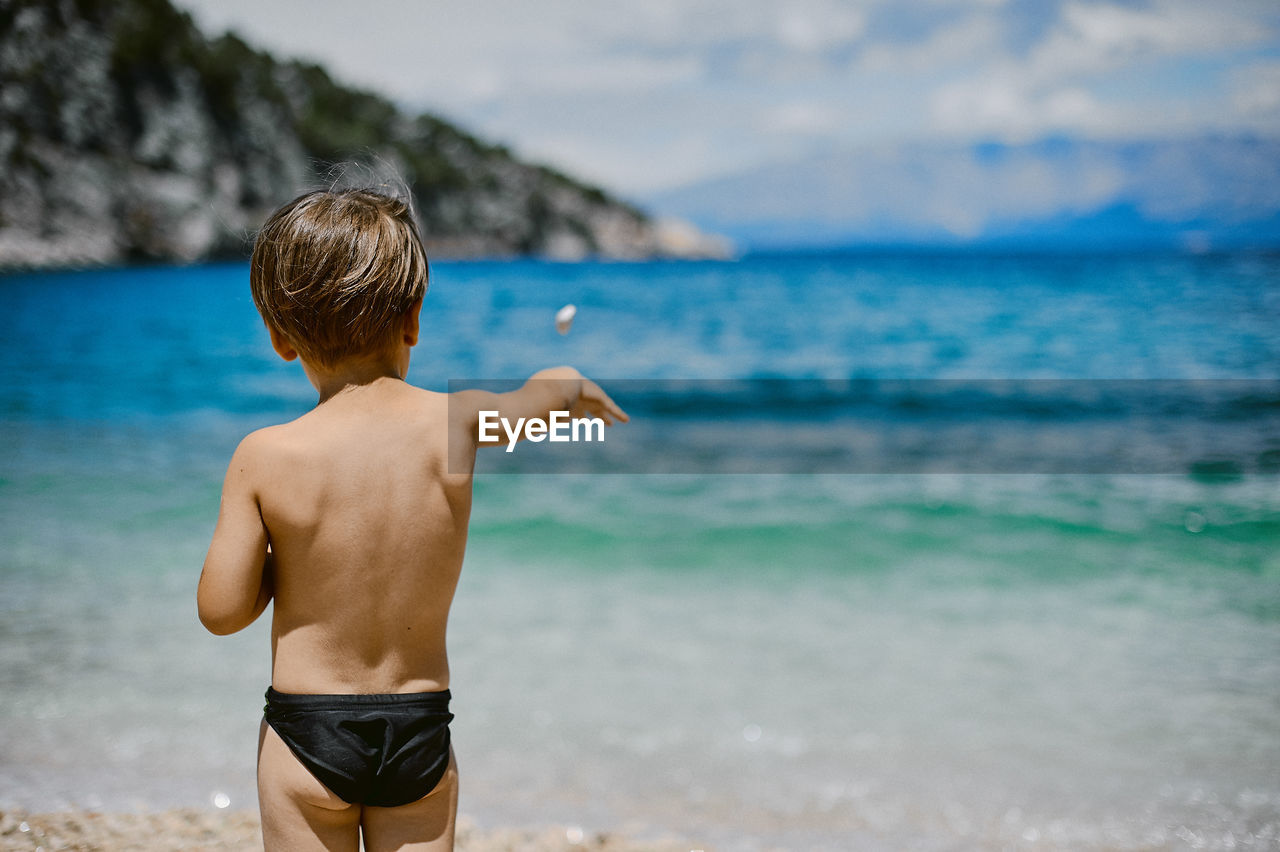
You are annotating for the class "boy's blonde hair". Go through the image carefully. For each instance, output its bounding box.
[250,188,428,368]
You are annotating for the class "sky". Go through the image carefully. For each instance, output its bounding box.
[175,0,1280,199]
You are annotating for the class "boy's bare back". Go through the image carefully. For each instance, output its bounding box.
[241,379,467,695]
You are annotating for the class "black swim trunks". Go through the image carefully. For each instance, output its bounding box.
[263,687,453,807]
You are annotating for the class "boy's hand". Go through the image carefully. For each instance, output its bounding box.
[571,377,629,426]
[451,367,630,466]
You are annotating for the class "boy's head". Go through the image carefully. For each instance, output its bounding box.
[250,188,428,369]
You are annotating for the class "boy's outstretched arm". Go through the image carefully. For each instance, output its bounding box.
[453,366,629,447]
[198,433,273,635]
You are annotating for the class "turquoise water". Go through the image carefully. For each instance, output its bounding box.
[1,254,1278,849]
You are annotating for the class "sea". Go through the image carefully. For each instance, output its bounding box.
[1,252,1278,851]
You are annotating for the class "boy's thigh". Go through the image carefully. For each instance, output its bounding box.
[360,748,459,852]
[257,721,361,852]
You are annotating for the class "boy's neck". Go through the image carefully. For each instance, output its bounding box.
[306,357,406,404]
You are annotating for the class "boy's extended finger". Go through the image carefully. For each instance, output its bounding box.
[602,395,629,422]
[591,388,628,422]
[580,379,628,422]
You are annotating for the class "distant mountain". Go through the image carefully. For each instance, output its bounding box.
[0,0,727,268]
[647,136,1280,252]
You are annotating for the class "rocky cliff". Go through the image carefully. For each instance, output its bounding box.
[0,0,729,268]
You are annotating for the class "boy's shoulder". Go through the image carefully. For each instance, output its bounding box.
[226,421,299,480]
[236,383,452,456]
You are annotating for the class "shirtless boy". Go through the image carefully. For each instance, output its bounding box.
[197,187,627,851]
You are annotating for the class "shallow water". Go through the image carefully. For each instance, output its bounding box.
[1,254,1278,849]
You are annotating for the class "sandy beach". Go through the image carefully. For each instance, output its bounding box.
[0,809,703,852]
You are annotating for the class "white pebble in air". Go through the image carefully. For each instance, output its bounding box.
[555,304,577,335]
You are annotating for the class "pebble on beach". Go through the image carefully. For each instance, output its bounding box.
[0,810,704,851]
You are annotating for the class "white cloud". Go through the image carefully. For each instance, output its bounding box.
[1231,60,1280,121]
[1041,87,1099,125]
[930,75,1117,140]
[926,0,1275,141]
[775,3,867,53]
[496,54,703,99]
[769,101,842,135]
[857,11,1003,76]
[1023,0,1268,87]
[1061,1,1261,56]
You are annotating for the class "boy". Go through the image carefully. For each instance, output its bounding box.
[197,187,627,851]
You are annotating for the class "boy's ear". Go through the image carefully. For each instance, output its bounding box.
[267,323,298,362]
[401,298,422,347]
